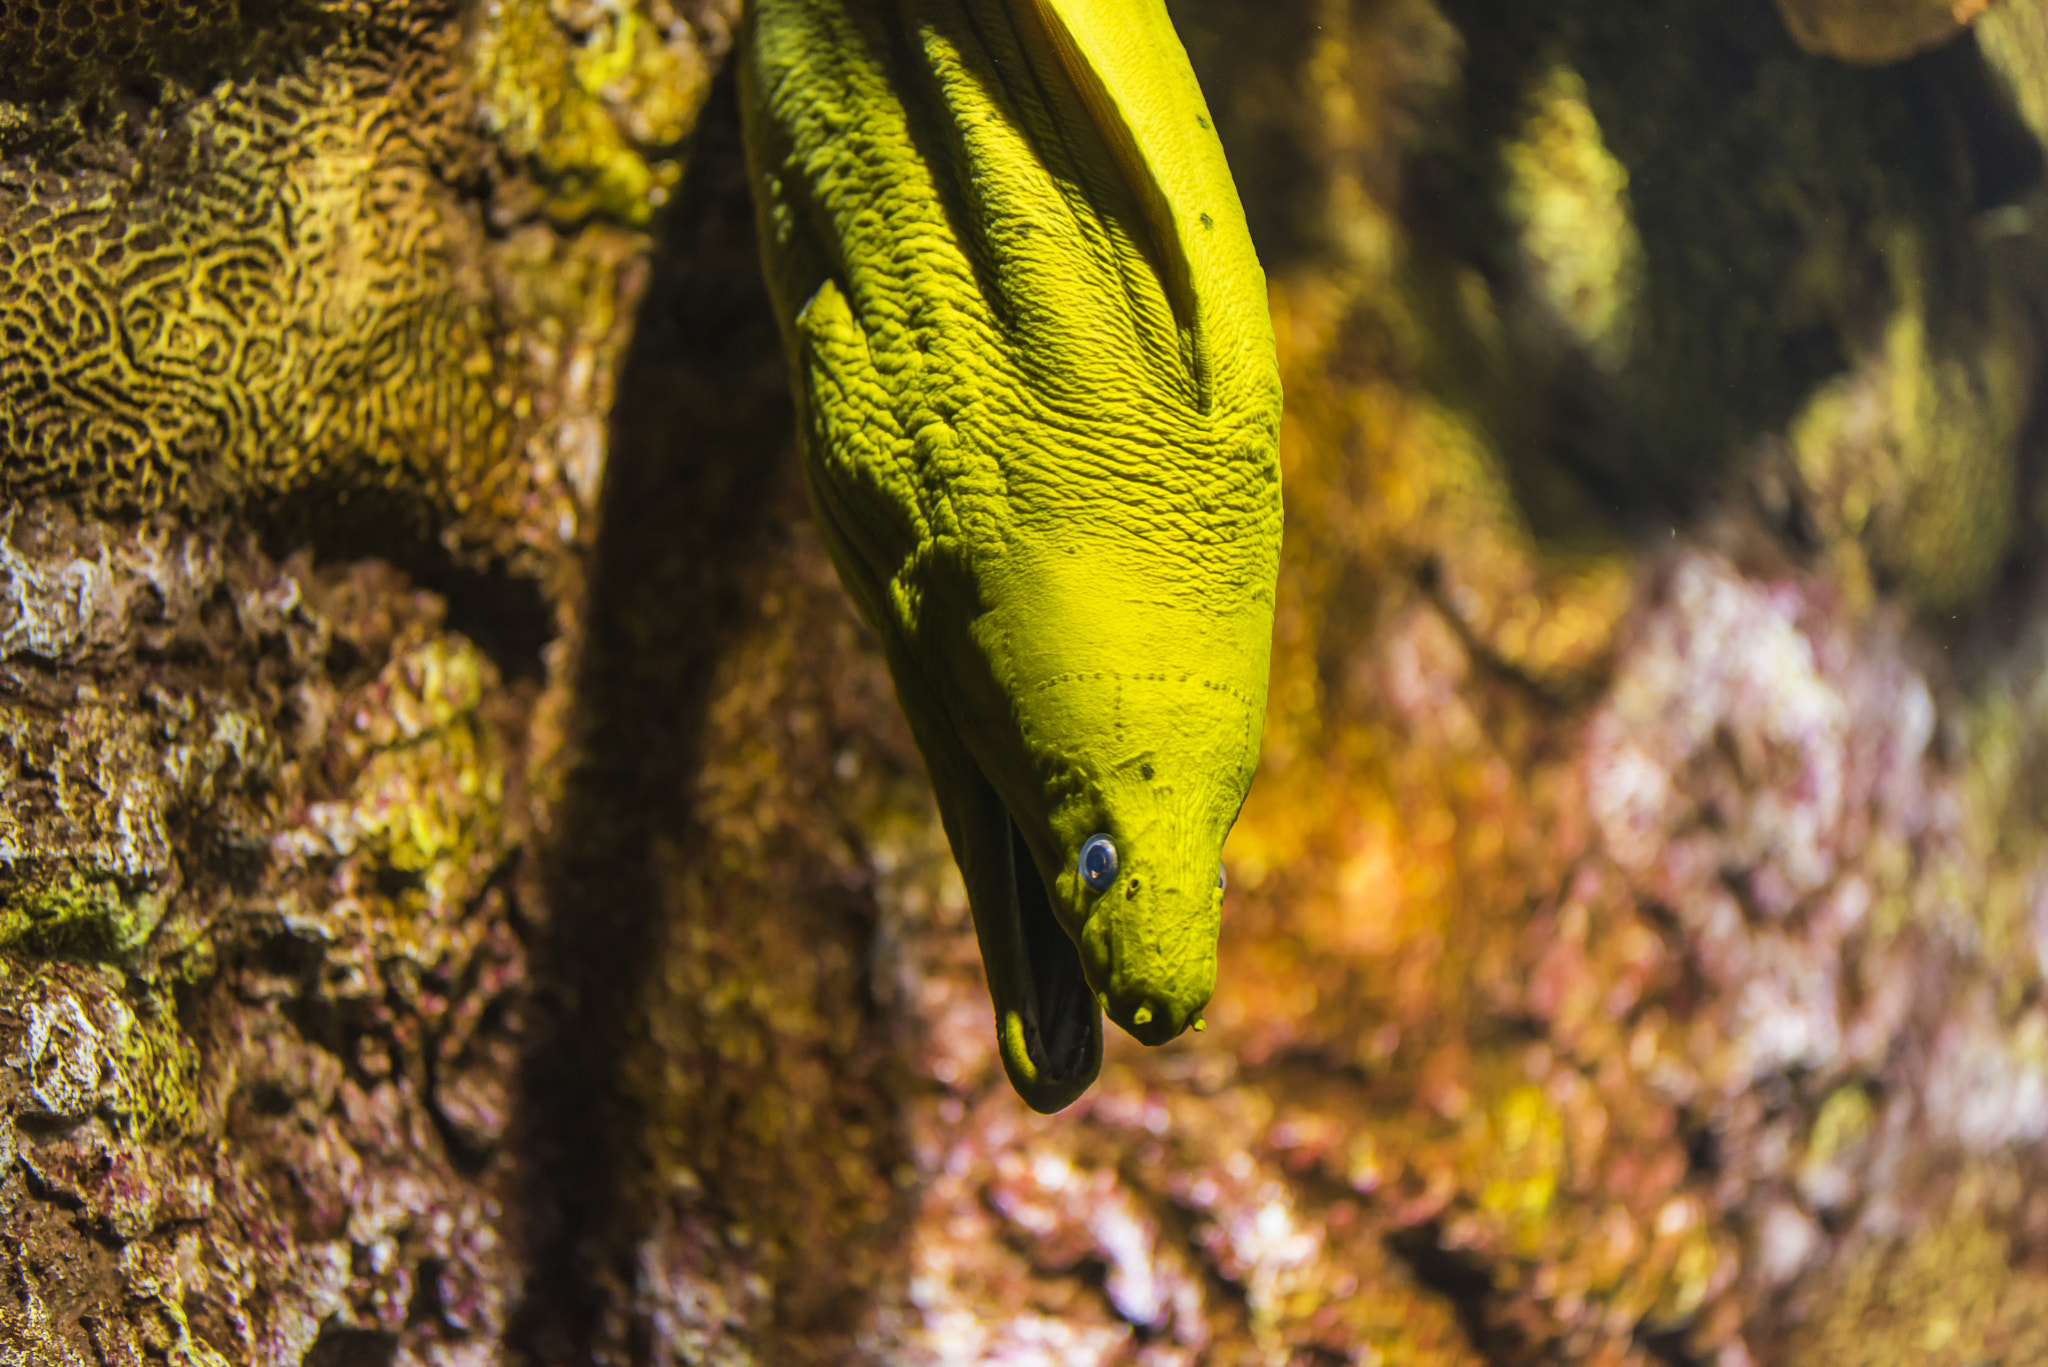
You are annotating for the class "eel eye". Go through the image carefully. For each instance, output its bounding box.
[1218,862,1227,891]
[1079,834,1119,892]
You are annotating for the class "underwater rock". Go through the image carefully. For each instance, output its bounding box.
[0,510,537,1362]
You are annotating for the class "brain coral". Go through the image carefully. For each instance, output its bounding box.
[0,0,516,524]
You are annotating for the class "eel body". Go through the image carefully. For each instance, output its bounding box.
[739,0,1282,1111]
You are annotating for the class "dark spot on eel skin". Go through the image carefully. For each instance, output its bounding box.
[1195,113,1209,129]
[1199,212,1213,230]
[1141,762,1155,780]
[1126,877,1141,899]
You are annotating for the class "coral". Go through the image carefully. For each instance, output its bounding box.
[0,8,508,519]
[1787,236,2031,610]
[287,631,512,932]
[0,0,737,1361]
[0,509,276,962]
[473,0,733,226]
[1785,1216,2048,1366]
[7,961,200,1139]
[1501,63,1642,374]
[0,0,723,574]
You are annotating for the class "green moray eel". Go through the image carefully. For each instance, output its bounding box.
[739,0,1282,1112]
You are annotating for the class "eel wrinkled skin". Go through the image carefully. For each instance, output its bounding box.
[739,0,1283,1112]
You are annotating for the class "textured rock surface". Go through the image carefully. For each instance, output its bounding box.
[5,0,2048,1363]
[0,508,536,1363]
[0,0,735,1358]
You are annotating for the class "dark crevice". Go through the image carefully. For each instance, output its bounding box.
[1385,1221,1531,1367]
[1637,1322,1712,1367]
[16,1159,88,1212]
[249,486,554,685]
[422,871,525,1176]
[303,1323,399,1367]
[422,1050,497,1179]
[502,60,813,1363]
[1901,32,2044,216]
[406,1257,447,1331]
[1682,1112,1723,1179]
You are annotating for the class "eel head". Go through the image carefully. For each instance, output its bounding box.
[912,537,1272,1113]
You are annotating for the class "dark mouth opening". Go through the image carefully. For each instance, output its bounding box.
[1008,812,1097,1082]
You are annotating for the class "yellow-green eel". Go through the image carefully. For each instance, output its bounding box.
[739,0,1282,1112]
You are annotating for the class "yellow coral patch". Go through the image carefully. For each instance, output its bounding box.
[1503,64,1642,374]
[1789,232,2028,612]
[473,0,716,225]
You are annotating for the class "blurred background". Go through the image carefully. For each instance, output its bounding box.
[3,0,2048,1361]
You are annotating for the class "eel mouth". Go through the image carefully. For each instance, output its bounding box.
[999,809,1102,1112]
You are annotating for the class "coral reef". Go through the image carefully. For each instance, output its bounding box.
[5,0,2048,1361]
[474,0,731,226]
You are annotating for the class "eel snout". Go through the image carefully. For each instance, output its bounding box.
[1084,860,1217,1049]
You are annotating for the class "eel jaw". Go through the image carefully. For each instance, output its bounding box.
[992,809,1102,1113]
